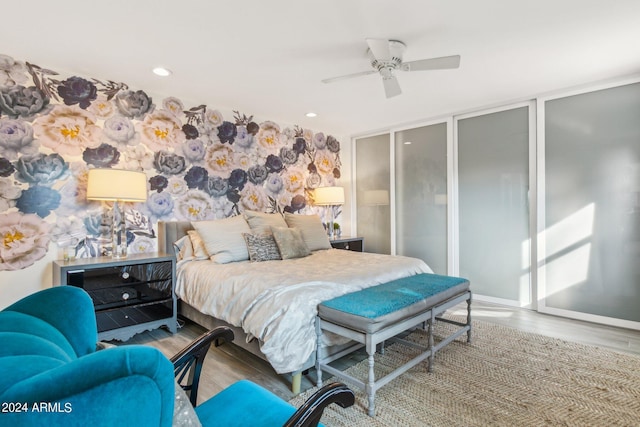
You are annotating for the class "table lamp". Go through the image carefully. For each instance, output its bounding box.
[313,186,345,238]
[87,168,148,258]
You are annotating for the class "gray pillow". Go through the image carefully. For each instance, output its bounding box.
[284,213,331,251]
[244,210,288,234]
[243,233,281,262]
[271,226,311,260]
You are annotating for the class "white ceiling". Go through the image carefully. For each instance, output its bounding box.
[2,0,640,136]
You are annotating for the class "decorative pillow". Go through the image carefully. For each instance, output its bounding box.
[244,210,288,234]
[242,233,281,262]
[271,226,311,260]
[187,230,209,260]
[191,216,251,264]
[284,213,331,251]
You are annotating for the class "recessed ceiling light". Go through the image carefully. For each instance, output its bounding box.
[305,112,317,118]
[152,67,172,77]
[404,141,412,145]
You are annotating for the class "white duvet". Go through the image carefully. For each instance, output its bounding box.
[175,248,431,373]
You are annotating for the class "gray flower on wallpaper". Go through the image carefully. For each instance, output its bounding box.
[206,175,229,197]
[247,164,268,185]
[154,151,186,175]
[182,123,199,140]
[279,146,298,165]
[313,132,327,149]
[149,175,168,192]
[184,166,208,190]
[284,194,306,213]
[115,90,154,119]
[0,118,39,160]
[14,153,69,185]
[15,185,61,218]
[265,173,284,195]
[0,85,51,120]
[57,76,98,109]
[326,135,340,153]
[180,139,206,163]
[146,191,174,219]
[0,54,28,86]
[103,115,138,144]
[217,121,237,144]
[83,143,121,168]
[306,172,321,189]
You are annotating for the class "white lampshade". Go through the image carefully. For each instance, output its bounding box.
[87,169,148,202]
[363,190,389,206]
[313,186,345,206]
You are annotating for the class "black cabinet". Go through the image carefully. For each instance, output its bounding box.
[53,253,177,341]
[330,236,364,252]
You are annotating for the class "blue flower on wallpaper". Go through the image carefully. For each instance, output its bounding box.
[280,147,298,165]
[234,125,255,149]
[184,166,208,190]
[149,175,168,192]
[247,164,268,185]
[154,151,186,175]
[181,139,206,163]
[0,157,15,177]
[228,168,248,190]
[115,90,154,119]
[217,121,237,144]
[182,123,199,140]
[84,210,111,237]
[265,154,283,173]
[146,191,174,219]
[206,175,228,197]
[14,153,69,185]
[226,189,240,204]
[326,135,340,153]
[265,173,284,194]
[0,85,51,120]
[83,143,120,167]
[57,76,98,109]
[15,185,61,217]
[103,115,138,145]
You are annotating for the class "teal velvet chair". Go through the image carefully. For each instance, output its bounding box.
[0,286,354,427]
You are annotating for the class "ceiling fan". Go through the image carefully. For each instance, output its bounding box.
[322,38,461,99]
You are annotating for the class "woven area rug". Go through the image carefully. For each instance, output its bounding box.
[290,316,640,426]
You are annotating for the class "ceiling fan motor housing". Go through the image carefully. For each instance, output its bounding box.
[368,40,406,77]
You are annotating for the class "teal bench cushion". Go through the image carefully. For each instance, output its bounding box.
[318,273,470,333]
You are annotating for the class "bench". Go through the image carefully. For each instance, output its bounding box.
[315,273,472,416]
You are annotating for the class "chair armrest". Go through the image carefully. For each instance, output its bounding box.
[283,383,355,427]
[171,326,234,406]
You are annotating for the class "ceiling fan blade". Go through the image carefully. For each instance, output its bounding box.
[403,55,461,71]
[382,75,401,98]
[321,69,377,84]
[366,38,392,61]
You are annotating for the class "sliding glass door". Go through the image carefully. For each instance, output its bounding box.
[541,82,640,323]
[457,105,531,305]
[395,122,448,274]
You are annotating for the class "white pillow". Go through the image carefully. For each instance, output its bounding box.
[284,213,331,251]
[173,235,193,261]
[244,210,287,234]
[191,216,251,264]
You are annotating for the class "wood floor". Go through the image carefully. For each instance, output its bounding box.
[119,300,640,406]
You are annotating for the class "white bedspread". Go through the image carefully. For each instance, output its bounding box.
[175,249,431,373]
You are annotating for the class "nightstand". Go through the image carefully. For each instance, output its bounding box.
[330,236,364,252]
[53,252,177,342]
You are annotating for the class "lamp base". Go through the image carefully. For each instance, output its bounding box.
[111,200,128,259]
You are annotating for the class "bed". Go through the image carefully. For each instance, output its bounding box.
[158,212,431,393]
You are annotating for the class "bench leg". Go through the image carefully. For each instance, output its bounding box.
[315,317,323,389]
[427,312,435,372]
[466,292,472,343]
[367,352,376,416]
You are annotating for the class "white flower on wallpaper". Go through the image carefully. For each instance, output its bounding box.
[32,105,102,156]
[0,53,342,270]
[0,118,40,160]
[0,212,50,271]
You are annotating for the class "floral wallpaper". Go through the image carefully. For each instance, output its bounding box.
[0,54,341,271]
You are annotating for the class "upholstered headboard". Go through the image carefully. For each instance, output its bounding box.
[158,221,193,254]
